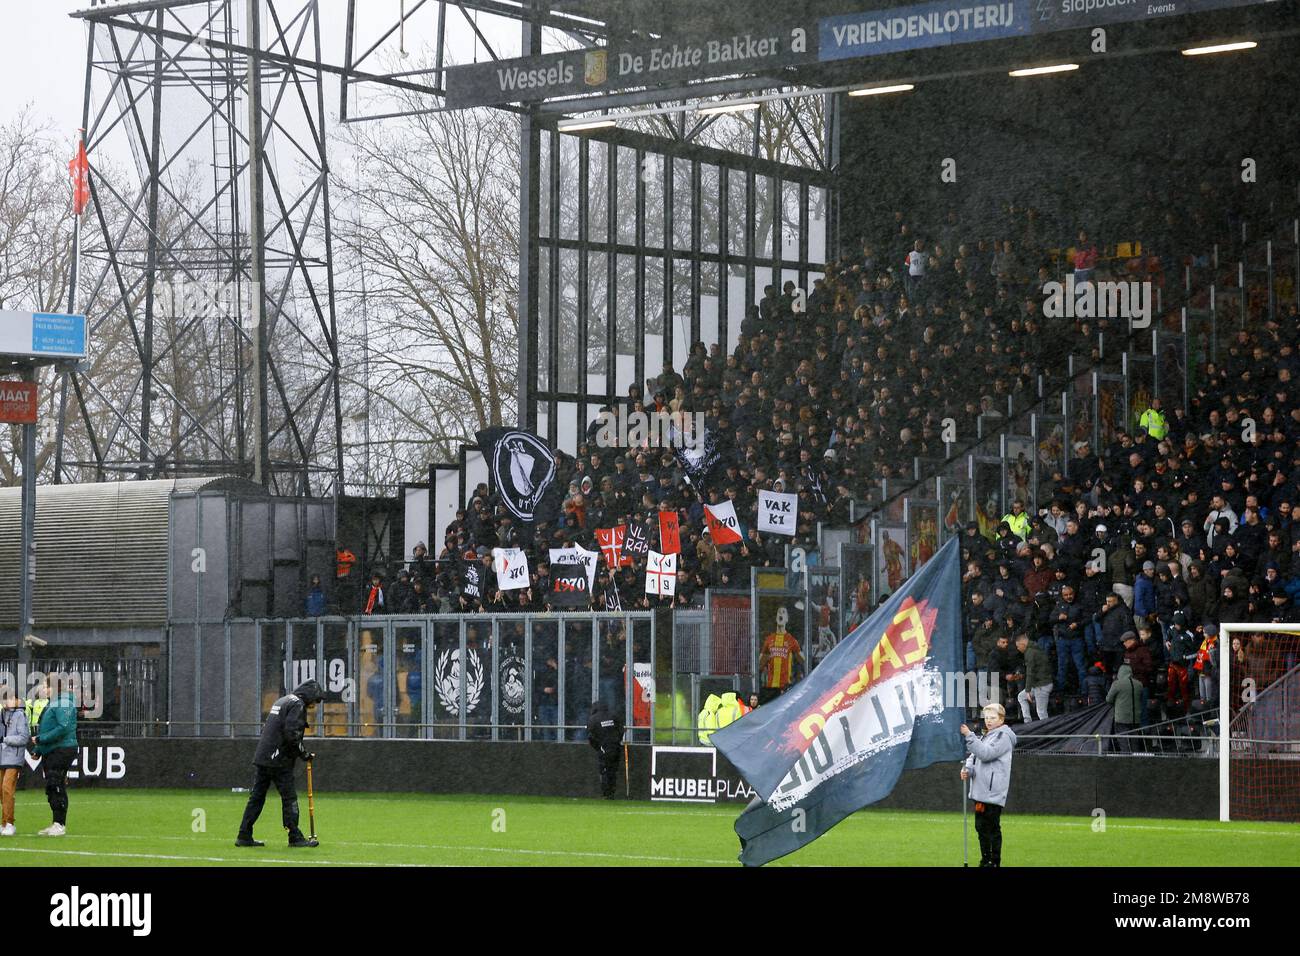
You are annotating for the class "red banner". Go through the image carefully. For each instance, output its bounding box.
[69,138,90,216]
[658,511,680,554]
[595,526,632,568]
[0,381,37,425]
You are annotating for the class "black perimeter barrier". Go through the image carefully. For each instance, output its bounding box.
[27,738,1218,820]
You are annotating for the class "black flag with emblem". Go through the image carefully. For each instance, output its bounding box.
[672,424,722,495]
[476,427,565,525]
[461,563,482,601]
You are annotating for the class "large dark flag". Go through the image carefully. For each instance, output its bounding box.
[711,536,964,866]
[672,423,722,493]
[476,427,563,524]
[550,561,591,608]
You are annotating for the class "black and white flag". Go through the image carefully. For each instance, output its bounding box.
[549,545,598,591]
[462,563,482,600]
[476,427,562,524]
[672,425,722,490]
[624,522,649,556]
[492,548,530,591]
[604,578,622,611]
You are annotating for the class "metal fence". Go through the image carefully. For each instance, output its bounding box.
[163,613,657,742]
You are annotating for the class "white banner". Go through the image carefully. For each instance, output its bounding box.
[645,550,677,596]
[492,547,530,591]
[757,489,799,536]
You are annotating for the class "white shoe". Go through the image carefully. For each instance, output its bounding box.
[0,824,14,837]
[37,823,65,837]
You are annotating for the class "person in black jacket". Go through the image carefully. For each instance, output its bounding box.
[236,680,325,848]
[586,699,625,799]
[1096,593,1134,680]
[1051,585,1088,696]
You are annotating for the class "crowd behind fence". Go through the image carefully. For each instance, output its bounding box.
[161,613,657,742]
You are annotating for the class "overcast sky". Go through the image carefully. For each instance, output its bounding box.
[2,2,88,134]
[0,1,521,152]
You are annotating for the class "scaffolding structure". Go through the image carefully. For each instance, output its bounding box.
[62,0,342,495]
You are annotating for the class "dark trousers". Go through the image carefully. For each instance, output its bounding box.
[973,801,1003,867]
[238,764,302,839]
[42,747,78,826]
[1055,636,1087,691]
[596,746,620,798]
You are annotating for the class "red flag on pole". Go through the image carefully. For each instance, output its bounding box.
[658,511,680,554]
[703,500,743,545]
[595,526,632,568]
[69,135,90,216]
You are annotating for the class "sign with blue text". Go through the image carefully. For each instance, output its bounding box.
[0,312,88,361]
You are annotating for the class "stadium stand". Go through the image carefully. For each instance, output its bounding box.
[375,194,1299,732]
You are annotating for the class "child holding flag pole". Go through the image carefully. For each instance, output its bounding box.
[959,703,1017,867]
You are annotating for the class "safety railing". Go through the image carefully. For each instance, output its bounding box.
[165,612,658,743]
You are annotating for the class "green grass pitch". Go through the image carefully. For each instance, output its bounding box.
[0,790,1295,866]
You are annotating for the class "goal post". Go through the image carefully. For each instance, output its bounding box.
[1218,623,1300,822]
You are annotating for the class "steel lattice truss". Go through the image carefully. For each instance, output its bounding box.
[63,0,342,495]
[59,0,832,495]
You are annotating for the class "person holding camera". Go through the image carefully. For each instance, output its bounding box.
[960,703,1018,867]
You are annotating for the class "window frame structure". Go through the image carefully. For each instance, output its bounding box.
[519,116,835,452]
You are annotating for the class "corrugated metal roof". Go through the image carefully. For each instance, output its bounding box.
[0,477,251,630]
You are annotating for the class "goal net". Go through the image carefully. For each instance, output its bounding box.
[1219,624,1300,822]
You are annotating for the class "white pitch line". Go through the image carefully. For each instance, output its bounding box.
[0,846,429,867]
[32,833,738,865]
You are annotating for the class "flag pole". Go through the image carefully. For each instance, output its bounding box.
[962,775,969,867]
[69,127,87,312]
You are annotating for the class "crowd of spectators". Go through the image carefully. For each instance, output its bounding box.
[325,194,1299,734]
[368,204,1146,614]
[962,304,1300,728]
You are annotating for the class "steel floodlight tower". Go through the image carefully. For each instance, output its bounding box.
[63,0,343,495]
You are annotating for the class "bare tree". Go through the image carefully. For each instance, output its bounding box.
[0,112,77,486]
[332,87,520,492]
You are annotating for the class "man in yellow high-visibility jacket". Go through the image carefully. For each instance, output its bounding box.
[1000,500,1030,541]
[1138,399,1168,440]
[715,692,743,731]
[24,696,47,736]
[697,694,721,745]
[699,691,745,746]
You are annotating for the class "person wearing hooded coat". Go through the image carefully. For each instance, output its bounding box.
[1106,663,1144,752]
[237,679,325,847]
[585,699,625,799]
